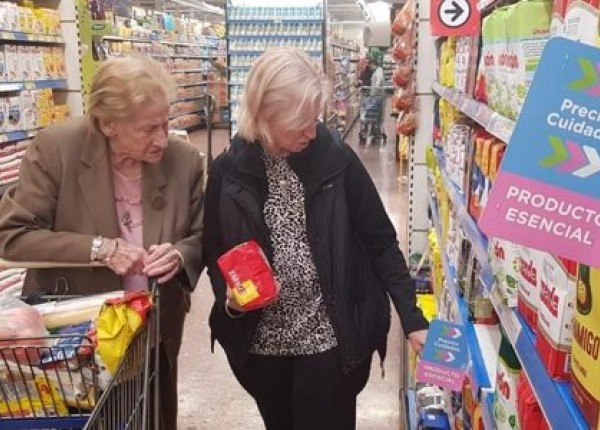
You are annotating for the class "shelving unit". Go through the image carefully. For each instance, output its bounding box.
[428,168,501,425]
[432,82,515,143]
[327,39,360,136]
[226,1,325,135]
[0,0,77,196]
[430,145,588,429]
[77,0,228,130]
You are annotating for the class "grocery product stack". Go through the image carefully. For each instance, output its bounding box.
[327,34,360,134]
[226,1,325,134]
[424,0,600,428]
[79,7,227,131]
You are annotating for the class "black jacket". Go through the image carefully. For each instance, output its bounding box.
[203,124,428,372]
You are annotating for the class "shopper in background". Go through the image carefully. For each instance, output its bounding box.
[203,47,428,430]
[0,56,204,429]
[358,56,375,87]
[371,58,385,89]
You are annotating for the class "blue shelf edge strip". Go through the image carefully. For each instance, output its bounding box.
[428,188,492,402]
[431,146,589,429]
[514,313,588,429]
[433,146,495,287]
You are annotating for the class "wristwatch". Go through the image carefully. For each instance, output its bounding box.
[90,236,104,262]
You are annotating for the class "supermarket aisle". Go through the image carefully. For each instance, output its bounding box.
[177,114,409,429]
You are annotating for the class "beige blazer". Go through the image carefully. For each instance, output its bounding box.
[0,117,204,342]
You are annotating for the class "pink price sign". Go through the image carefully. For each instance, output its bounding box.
[480,38,600,266]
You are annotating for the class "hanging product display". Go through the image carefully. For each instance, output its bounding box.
[391,0,418,138]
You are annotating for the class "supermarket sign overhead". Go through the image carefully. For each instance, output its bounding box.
[416,320,469,391]
[480,38,600,266]
[430,0,480,36]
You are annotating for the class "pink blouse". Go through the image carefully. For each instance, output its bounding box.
[112,168,147,292]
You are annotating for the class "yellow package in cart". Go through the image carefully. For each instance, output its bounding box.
[0,374,68,418]
[572,265,600,429]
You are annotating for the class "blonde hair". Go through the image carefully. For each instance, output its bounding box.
[237,47,328,145]
[87,56,176,130]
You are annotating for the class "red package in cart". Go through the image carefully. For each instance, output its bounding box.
[217,241,278,311]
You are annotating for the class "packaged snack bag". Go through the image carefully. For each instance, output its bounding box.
[494,331,522,430]
[217,240,278,311]
[571,265,600,429]
[517,372,550,429]
[536,255,577,380]
[564,0,600,45]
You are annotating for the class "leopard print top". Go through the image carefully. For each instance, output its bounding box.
[249,152,338,355]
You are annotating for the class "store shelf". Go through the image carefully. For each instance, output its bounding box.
[176,82,208,88]
[0,31,63,44]
[330,42,359,52]
[482,392,495,430]
[162,41,219,48]
[169,110,203,120]
[433,148,589,430]
[0,128,40,144]
[481,0,521,16]
[170,54,215,59]
[0,80,68,92]
[173,69,209,74]
[432,82,515,143]
[229,50,322,56]
[176,95,206,103]
[227,19,323,24]
[433,146,495,287]
[229,35,318,40]
[103,35,157,43]
[428,189,497,399]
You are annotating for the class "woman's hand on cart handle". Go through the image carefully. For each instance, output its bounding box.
[143,242,183,284]
[102,238,147,277]
[407,329,428,355]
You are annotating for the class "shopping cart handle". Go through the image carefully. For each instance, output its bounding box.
[0,259,104,269]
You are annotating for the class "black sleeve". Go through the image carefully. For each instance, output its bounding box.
[343,145,429,335]
[201,161,227,304]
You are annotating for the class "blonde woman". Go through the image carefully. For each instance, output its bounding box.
[0,57,204,428]
[203,47,428,429]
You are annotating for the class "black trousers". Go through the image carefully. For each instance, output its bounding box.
[232,348,372,430]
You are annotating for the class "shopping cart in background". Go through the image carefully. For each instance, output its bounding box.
[0,262,160,430]
[358,86,391,145]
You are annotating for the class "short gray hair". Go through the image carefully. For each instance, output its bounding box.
[237,47,329,145]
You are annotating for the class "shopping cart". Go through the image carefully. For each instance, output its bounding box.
[0,262,160,430]
[358,86,392,145]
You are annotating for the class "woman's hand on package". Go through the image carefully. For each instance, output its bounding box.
[408,329,428,355]
[143,243,183,284]
[225,279,281,313]
[101,238,147,277]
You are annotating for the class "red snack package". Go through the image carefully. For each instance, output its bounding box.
[217,241,278,311]
[517,373,550,430]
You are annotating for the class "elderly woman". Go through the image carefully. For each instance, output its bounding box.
[0,57,204,428]
[203,47,428,429]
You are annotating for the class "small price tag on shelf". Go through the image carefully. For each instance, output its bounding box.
[24,82,36,90]
[1,32,14,40]
[416,320,469,391]
[475,104,493,128]
[490,284,522,344]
